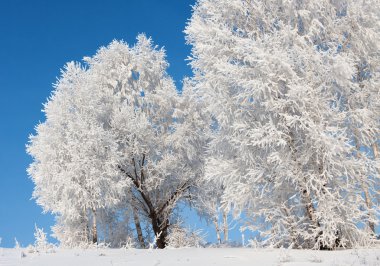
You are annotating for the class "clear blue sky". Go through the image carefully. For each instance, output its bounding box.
[0,0,210,248]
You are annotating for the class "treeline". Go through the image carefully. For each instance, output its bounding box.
[27,0,379,250]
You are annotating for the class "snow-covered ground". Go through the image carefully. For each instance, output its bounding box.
[1,247,380,266]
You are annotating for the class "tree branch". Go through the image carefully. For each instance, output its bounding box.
[157,181,192,215]
[118,164,156,218]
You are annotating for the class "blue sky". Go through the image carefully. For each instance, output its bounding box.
[0,0,214,248]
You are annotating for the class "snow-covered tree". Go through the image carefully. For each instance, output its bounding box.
[186,0,380,249]
[95,36,207,248]
[27,61,123,247]
[193,176,231,244]
[178,79,232,245]
[28,35,207,249]
[331,2,380,234]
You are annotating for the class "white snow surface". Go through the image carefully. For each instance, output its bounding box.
[1,247,380,266]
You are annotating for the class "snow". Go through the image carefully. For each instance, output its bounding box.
[1,248,380,266]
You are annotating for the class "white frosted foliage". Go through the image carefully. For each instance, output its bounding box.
[186,0,380,249]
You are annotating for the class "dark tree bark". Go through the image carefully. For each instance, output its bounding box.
[91,208,98,244]
[118,155,191,249]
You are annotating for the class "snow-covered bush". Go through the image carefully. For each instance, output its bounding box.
[32,225,55,253]
[278,249,292,263]
[166,222,206,248]
[122,237,135,250]
[14,238,20,249]
[34,225,48,250]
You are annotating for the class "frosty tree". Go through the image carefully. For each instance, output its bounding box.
[194,166,231,244]
[27,61,124,247]
[186,0,380,249]
[28,35,207,248]
[99,36,208,248]
[180,80,231,245]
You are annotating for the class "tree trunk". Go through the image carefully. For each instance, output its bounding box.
[155,230,168,249]
[223,212,228,243]
[362,182,375,234]
[373,142,379,158]
[368,141,379,233]
[354,66,376,234]
[80,211,89,244]
[213,217,221,244]
[281,206,300,249]
[118,161,190,249]
[152,218,168,249]
[354,130,375,234]
[92,208,98,244]
[132,206,145,248]
[301,186,319,229]
[287,130,323,247]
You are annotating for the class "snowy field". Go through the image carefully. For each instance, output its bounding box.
[1,248,380,266]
